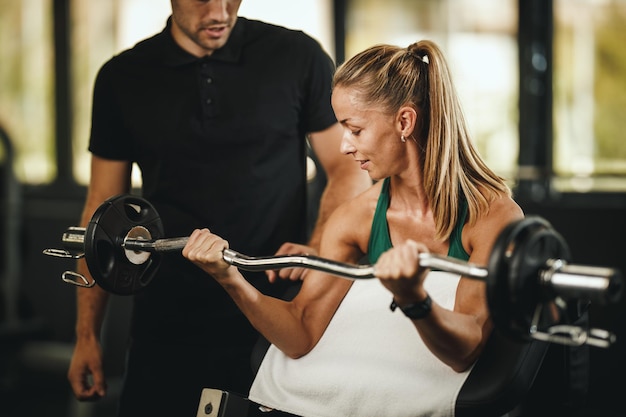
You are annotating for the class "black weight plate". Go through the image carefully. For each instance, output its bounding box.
[486,216,569,341]
[508,222,570,340]
[486,217,535,341]
[84,194,164,295]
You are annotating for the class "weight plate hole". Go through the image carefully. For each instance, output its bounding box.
[123,202,150,222]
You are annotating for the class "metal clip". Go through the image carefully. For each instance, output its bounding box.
[61,271,95,288]
[42,248,84,259]
[531,324,616,348]
[529,303,616,348]
[43,248,91,287]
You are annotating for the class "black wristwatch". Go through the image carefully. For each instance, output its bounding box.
[390,294,432,319]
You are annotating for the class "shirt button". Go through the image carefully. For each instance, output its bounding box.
[206,77,212,84]
[206,98,212,105]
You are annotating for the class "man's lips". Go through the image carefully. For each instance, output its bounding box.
[202,25,227,38]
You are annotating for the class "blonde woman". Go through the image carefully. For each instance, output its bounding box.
[183,39,523,417]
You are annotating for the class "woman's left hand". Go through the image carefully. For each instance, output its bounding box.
[374,239,430,303]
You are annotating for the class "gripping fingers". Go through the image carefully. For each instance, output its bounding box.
[266,242,316,283]
[376,240,426,279]
[183,229,231,275]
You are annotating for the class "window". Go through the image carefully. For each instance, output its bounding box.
[0,0,54,184]
[553,0,626,192]
[344,0,519,183]
[71,0,172,186]
[10,1,624,193]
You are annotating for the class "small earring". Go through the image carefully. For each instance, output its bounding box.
[401,135,406,143]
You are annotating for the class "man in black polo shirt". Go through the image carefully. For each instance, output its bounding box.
[66,1,371,416]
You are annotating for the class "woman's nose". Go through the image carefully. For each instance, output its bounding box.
[339,133,356,155]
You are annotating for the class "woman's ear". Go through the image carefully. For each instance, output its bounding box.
[398,105,417,138]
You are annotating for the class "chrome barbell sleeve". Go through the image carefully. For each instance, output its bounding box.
[541,259,623,305]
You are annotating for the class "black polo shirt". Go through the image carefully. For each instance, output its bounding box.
[89,17,337,347]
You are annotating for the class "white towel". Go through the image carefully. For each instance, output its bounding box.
[248,271,471,417]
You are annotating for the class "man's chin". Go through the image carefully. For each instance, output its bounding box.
[198,37,230,53]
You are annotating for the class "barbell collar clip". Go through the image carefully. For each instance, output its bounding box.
[42,248,84,260]
[530,324,616,348]
[529,302,616,347]
[61,270,95,288]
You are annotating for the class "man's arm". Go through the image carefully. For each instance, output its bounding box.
[307,122,372,249]
[265,122,371,283]
[67,156,132,400]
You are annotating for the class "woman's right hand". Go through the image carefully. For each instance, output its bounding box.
[182,228,234,280]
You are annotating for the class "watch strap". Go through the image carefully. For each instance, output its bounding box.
[390,293,432,319]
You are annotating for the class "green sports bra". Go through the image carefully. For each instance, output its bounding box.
[367,177,469,264]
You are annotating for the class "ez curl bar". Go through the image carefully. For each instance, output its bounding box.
[43,194,623,348]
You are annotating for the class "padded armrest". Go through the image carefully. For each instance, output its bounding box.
[455,330,549,417]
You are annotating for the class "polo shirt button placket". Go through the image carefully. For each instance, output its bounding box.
[200,62,215,118]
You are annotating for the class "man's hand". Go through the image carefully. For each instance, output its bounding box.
[266,242,318,283]
[67,337,107,401]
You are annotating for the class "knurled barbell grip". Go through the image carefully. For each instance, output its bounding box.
[152,237,190,252]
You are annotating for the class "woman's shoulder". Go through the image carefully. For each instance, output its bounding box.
[465,194,524,257]
[323,181,382,247]
[475,193,523,228]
